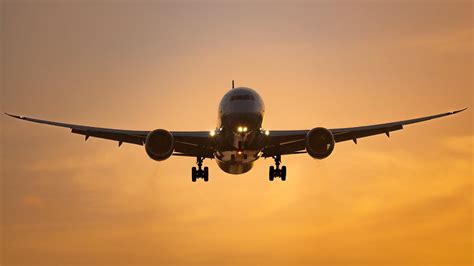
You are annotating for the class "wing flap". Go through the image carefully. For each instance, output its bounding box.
[333,125,403,143]
[71,128,145,145]
[263,139,305,157]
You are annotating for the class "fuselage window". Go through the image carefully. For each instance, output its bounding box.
[230,94,255,101]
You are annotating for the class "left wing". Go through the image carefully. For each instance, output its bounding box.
[4,113,214,158]
[263,108,467,157]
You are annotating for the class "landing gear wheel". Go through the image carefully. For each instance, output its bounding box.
[269,166,275,181]
[269,155,287,181]
[191,157,208,182]
[192,167,197,182]
[281,166,287,181]
[203,167,209,182]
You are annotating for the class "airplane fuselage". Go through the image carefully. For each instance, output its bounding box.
[215,87,266,174]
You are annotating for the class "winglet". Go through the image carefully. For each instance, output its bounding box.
[4,113,25,119]
[232,80,235,89]
[451,107,468,115]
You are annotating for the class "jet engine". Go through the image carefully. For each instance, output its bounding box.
[305,127,335,159]
[145,129,174,161]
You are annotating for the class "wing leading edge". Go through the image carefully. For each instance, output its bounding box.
[5,108,467,159]
[4,113,214,158]
[263,108,467,157]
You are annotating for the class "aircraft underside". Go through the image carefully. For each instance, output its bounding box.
[4,83,466,183]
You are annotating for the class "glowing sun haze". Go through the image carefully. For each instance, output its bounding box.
[1,1,472,265]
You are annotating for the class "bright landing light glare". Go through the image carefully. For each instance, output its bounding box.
[237,126,248,133]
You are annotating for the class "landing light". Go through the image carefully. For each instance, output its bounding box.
[209,130,216,137]
[237,126,248,133]
[265,130,270,136]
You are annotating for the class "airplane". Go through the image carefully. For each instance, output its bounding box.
[5,81,467,182]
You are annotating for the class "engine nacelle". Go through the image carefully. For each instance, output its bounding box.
[145,129,174,161]
[305,127,335,159]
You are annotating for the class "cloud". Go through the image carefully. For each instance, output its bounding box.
[397,28,473,54]
[442,134,474,154]
[21,195,45,209]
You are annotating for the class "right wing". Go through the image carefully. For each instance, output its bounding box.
[330,108,467,143]
[4,113,215,158]
[262,108,467,157]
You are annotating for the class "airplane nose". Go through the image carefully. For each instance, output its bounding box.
[224,112,263,133]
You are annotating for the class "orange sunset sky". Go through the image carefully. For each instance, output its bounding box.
[1,1,473,265]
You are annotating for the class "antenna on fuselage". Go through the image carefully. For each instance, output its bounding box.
[232,80,235,89]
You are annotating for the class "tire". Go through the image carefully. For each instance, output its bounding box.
[192,167,197,182]
[203,167,209,182]
[281,166,287,181]
[269,166,275,181]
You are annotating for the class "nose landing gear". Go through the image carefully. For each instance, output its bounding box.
[192,157,209,182]
[269,155,286,181]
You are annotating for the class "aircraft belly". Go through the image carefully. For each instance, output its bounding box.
[214,150,260,174]
[216,161,254,174]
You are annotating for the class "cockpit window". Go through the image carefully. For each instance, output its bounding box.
[230,94,255,101]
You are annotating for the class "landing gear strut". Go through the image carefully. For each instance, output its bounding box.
[269,155,286,181]
[192,157,209,182]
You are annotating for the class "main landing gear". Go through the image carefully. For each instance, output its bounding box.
[269,155,286,181]
[192,157,209,182]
